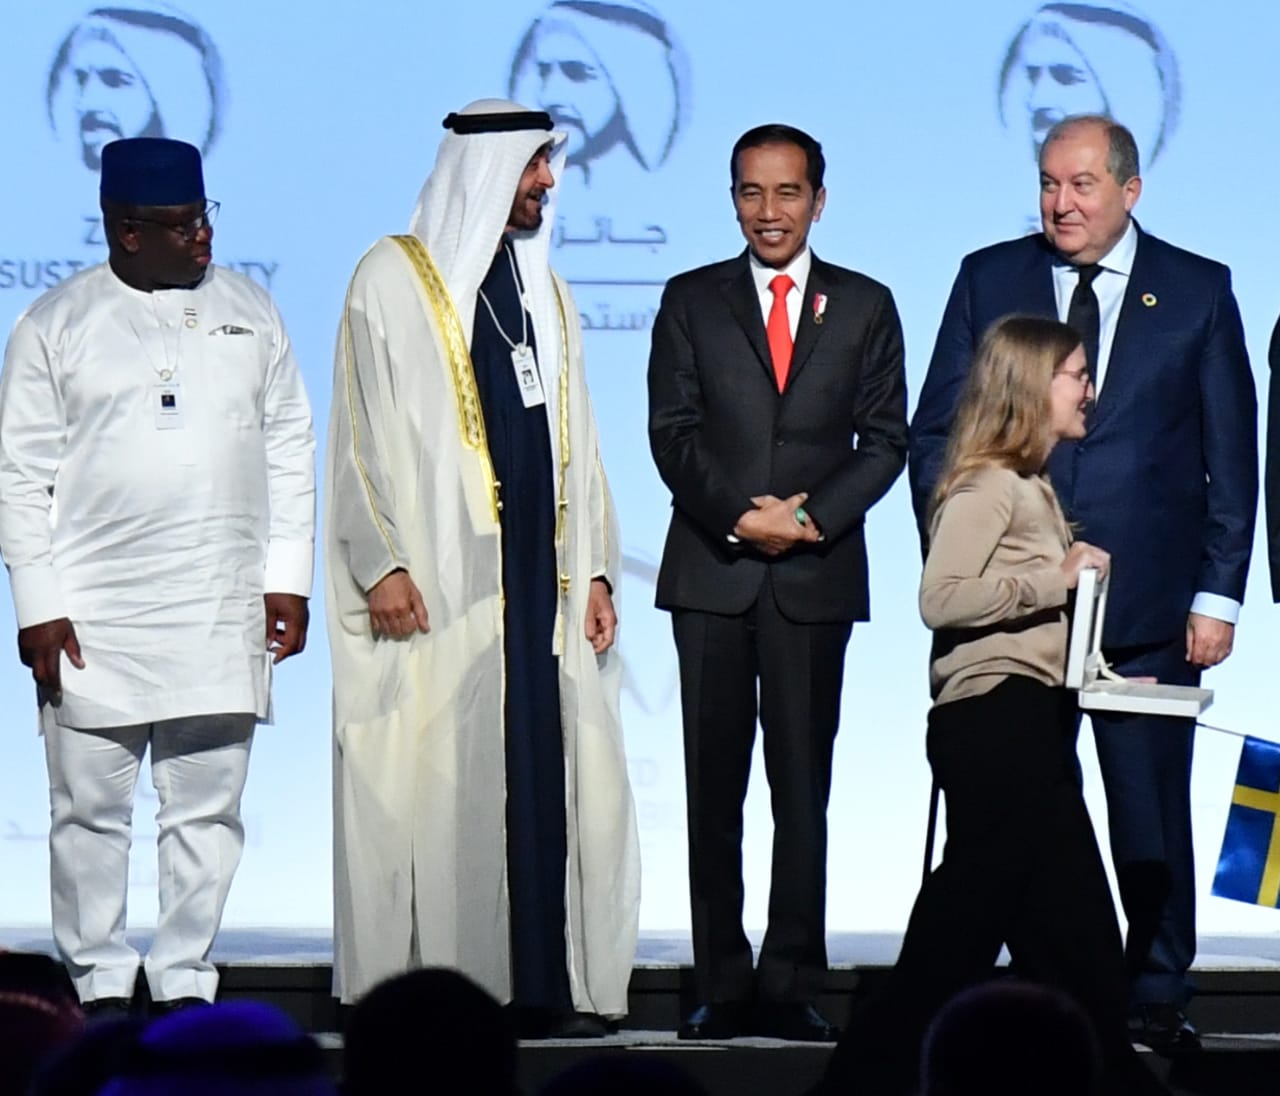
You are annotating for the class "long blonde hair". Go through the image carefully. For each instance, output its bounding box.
[928,314,1081,529]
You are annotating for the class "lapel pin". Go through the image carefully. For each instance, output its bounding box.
[1142,292,1158,307]
[813,292,828,325]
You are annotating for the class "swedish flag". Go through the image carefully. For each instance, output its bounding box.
[1213,737,1280,908]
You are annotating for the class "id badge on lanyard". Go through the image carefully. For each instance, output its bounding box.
[153,380,184,429]
[511,344,546,408]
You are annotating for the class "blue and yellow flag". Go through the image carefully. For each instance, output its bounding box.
[1213,737,1280,908]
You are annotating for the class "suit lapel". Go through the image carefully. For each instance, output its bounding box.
[1023,236,1059,317]
[1092,229,1150,427]
[786,259,828,389]
[719,253,775,386]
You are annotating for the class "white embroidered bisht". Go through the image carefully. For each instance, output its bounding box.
[325,100,640,1010]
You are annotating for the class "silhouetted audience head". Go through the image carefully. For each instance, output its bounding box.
[920,979,1102,1096]
[0,950,84,1096]
[29,1016,146,1096]
[343,968,518,1096]
[98,1001,336,1096]
[539,1055,709,1096]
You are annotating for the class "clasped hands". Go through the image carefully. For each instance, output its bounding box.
[733,492,821,556]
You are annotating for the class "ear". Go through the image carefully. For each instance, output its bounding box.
[110,218,144,256]
[812,186,827,223]
[1122,175,1142,214]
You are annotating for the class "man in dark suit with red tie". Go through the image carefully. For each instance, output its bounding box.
[909,115,1257,1053]
[647,124,908,1042]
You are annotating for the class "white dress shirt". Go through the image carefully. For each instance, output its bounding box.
[0,263,317,727]
[725,249,816,544]
[1051,219,1136,396]
[750,247,811,337]
[1051,220,1237,625]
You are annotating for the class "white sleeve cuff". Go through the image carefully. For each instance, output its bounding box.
[9,564,67,629]
[1190,591,1240,624]
[264,538,314,597]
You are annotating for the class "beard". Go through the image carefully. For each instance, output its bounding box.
[507,190,547,232]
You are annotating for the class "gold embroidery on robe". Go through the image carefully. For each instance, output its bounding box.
[391,234,500,524]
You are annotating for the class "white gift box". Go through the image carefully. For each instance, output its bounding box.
[1065,568,1213,718]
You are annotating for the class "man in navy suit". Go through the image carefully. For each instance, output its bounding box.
[648,124,908,1042]
[909,115,1257,1052]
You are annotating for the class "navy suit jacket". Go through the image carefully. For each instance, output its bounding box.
[648,251,908,623]
[1265,314,1280,600]
[909,227,1257,648]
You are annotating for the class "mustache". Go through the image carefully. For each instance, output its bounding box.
[1031,107,1066,133]
[547,109,585,131]
[79,112,124,137]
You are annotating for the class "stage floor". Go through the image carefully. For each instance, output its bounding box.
[7,926,1280,1092]
[2,927,1278,969]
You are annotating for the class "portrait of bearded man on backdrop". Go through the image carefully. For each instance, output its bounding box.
[46,2,225,172]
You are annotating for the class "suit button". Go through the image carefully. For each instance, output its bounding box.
[775,437,785,447]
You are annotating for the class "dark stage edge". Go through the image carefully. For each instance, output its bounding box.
[5,930,1280,1094]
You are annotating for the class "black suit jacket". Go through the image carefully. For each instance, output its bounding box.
[647,250,908,623]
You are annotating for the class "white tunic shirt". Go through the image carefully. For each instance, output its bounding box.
[0,262,315,729]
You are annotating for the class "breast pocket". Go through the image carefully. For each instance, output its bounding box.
[204,332,267,427]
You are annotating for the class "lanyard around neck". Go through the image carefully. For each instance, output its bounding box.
[476,244,530,353]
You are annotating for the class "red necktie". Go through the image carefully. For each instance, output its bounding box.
[766,274,794,392]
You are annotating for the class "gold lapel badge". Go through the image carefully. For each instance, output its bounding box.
[1142,292,1158,307]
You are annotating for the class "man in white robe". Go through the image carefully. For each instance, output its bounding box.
[0,137,315,1015]
[326,99,639,1032]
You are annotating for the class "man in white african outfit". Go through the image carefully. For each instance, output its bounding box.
[0,137,315,1014]
[326,99,638,1031]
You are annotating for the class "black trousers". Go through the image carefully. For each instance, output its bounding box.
[822,677,1165,1096]
[672,577,853,1004]
[1091,636,1199,1008]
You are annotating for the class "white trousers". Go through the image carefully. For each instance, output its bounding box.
[43,712,255,1004]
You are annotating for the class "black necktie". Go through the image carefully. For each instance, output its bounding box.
[1066,263,1102,375]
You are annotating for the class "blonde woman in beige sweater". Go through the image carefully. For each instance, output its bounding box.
[820,316,1169,1096]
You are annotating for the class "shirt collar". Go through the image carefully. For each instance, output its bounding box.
[749,246,811,295]
[1051,219,1137,276]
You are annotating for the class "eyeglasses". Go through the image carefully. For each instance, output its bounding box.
[127,200,220,242]
[1054,366,1092,387]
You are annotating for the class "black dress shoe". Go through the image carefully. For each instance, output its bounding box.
[755,1002,839,1042]
[550,1011,611,1038]
[81,997,133,1020]
[678,1003,745,1040]
[510,1006,613,1040]
[1128,1004,1202,1054]
[150,996,211,1016]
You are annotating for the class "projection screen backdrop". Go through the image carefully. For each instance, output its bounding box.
[1,0,1278,946]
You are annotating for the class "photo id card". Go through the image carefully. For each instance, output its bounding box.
[511,344,545,409]
[153,381,184,429]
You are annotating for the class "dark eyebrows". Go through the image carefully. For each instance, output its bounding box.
[735,182,805,194]
[1039,171,1099,186]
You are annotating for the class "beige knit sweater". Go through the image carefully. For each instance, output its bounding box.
[921,464,1072,707]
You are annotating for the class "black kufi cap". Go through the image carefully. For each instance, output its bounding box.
[100,138,205,206]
